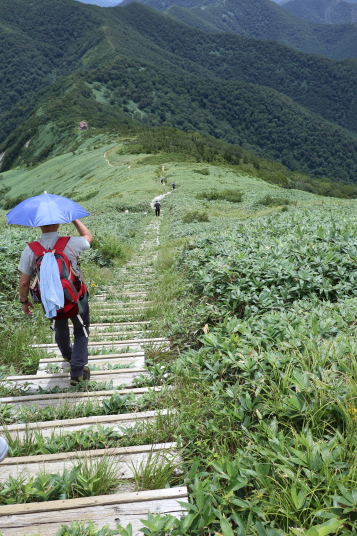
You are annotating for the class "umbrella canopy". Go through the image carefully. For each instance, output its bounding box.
[6,193,90,227]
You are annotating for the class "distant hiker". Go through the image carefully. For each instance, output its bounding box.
[160,177,164,185]
[172,182,176,190]
[162,165,165,172]
[18,219,93,388]
[154,200,161,217]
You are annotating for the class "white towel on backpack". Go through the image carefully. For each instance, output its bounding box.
[0,436,8,462]
[39,252,64,318]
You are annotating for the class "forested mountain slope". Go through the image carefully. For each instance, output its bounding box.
[283,0,357,24]
[114,3,357,135]
[2,0,357,184]
[121,0,357,59]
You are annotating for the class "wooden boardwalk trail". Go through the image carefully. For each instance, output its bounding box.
[0,219,187,535]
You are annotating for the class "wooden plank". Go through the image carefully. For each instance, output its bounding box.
[38,352,145,363]
[32,337,166,348]
[2,442,176,465]
[6,368,147,381]
[0,387,159,408]
[37,355,145,373]
[3,369,148,394]
[88,331,153,339]
[0,442,178,483]
[87,322,150,327]
[1,409,166,439]
[91,305,150,311]
[0,486,187,515]
[0,493,187,536]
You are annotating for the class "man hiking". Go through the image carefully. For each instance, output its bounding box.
[154,199,161,217]
[18,219,93,387]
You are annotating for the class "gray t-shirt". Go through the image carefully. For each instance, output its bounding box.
[18,231,90,276]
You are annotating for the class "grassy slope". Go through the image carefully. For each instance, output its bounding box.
[2,140,357,533]
[0,134,338,214]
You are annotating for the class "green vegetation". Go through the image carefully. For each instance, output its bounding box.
[259,194,291,206]
[130,450,180,491]
[3,134,357,534]
[283,0,357,24]
[197,189,243,203]
[123,0,357,60]
[182,211,209,223]
[128,195,357,535]
[56,522,120,536]
[0,457,121,505]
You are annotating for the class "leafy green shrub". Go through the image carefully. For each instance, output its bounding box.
[259,194,291,206]
[0,194,28,210]
[182,211,209,223]
[197,189,243,203]
[90,236,126,266]
[0,457,120,505]
[181,214,357,317]
[193,168,210,175]
[56,521,119,536]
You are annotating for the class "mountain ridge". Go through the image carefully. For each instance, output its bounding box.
[1,0,357,184]
[283,0,357,24]
[120,0,357,59]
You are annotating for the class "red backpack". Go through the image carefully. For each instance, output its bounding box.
[28,237,87,320]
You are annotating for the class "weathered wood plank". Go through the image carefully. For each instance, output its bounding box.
[0,442,178,482]
[32,337,166,348]
[0,387,157,408]
[92,302,151,308]
[0,492,187,536]
[37,355,145,373]
[3,369,148,394]
[38,351,145,364]
[0,486,187,515]
[1,409,166,439]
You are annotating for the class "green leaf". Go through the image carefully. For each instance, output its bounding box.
[220,516,235,536]
[305,518,344,536]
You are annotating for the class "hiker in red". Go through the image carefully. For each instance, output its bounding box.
[18,220,93,387]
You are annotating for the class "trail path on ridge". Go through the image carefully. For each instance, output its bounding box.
[0,217,187,535]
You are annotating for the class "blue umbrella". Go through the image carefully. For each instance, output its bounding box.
[6,193,90,227]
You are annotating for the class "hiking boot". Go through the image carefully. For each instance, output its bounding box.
[70,366,90,387]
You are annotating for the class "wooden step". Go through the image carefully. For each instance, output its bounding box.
[3,368,148,393]
[38,351,144,364]
[33,337,167,349]
[86,322,150,329]
[92,301,151,308]
[1,409,166,439]
[91,309,148,314]
[37,354,145,373]
[78,331,153,342]
[0,487,187,536]
[94,314,147,321]
[0,386,157,409]
[92,294,148,302]
[0,442,178,483]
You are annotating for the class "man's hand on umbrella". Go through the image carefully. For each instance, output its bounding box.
[22,300,34,316]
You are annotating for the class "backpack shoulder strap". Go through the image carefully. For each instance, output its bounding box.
[28,241,47,258]
[53,237,70,254]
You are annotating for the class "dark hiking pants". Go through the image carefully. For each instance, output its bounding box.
[155,208,160,216]
[54,299,90,378]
